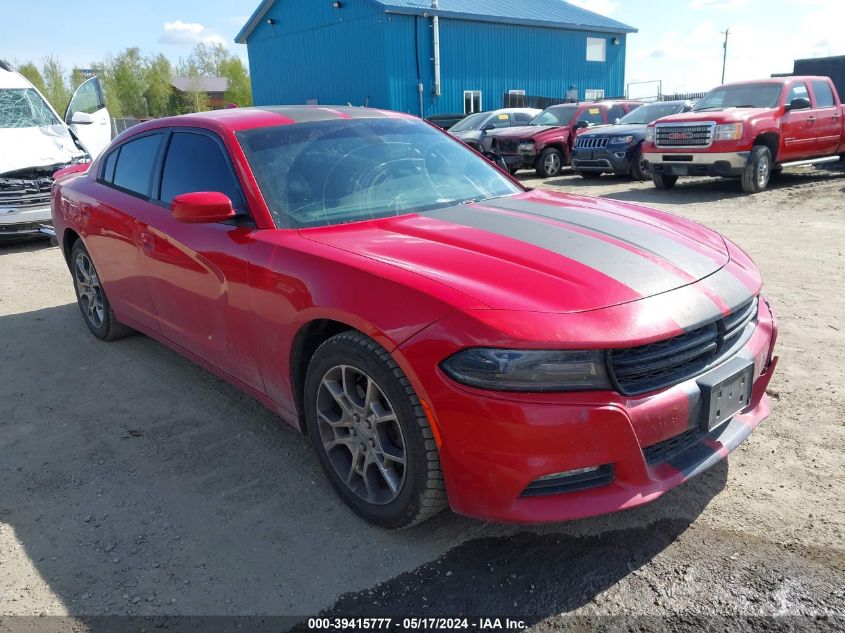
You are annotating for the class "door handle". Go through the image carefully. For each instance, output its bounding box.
[139,230,155,251]
[807,116,816,121]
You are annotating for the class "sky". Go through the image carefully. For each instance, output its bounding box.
[1,0,843,96]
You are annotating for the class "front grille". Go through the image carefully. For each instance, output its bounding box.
[496,139,521,154]
[575,136,609,149]
[643,428,702,464]
[0,175,53,210]
[521,465,614,497]
[609,297,758,395]
[655,123,715,148]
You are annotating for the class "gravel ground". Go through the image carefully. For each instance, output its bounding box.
[0,166,843,632]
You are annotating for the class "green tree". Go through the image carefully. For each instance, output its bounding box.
[16,62,46,94]
[41,55,71,111]
[220,56,252,107]
[110,47,149,117]
[145,53,175,117]
[90,58,122,117]
[189,43,229,76]
[70,68,86,90]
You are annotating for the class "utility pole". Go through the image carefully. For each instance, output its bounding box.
[721,28,730,84]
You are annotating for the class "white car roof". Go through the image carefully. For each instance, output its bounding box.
[492,108,542,115]
[0,67,35,90]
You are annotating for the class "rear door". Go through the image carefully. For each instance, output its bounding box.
[65,77,111,158]
[135,128,263,390]
[810,79,842,156]
[781,80,817,160]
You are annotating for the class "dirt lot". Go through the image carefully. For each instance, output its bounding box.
[1,167,843,631]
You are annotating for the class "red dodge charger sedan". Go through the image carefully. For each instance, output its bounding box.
[51,106,778,528]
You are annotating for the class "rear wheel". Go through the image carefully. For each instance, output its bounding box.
[652,173,679,190]
[70,240,134,341]
[630,145,649,181]
[741,145,772,194]
[536,148,565,178]
[304,331,447,529]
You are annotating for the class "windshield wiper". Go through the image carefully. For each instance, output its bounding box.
[692,106,724,112]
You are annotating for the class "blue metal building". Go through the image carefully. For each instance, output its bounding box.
[236,0,637,117]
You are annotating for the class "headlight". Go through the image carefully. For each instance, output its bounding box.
[440,348,611,392]
[645,127,655,142]
[518,141,535,152]
[714,123,743,141]
[610,135,635,145]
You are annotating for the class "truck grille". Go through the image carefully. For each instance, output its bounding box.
[609,297,758,395]
[655,123,715,148]
[496,139,521,154]
[575,137,609,149]
[0,175,53,210]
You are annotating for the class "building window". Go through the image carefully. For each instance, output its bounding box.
[464,90,482,114]
[506,90,526,107]
[586,37,606,62]
[585,89,605,100]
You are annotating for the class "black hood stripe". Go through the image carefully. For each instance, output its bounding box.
[428,205,695,297]
[484,198,724,280]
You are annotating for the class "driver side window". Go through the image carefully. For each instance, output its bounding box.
[786,82,810,106]
[159,132,246,212]
[579,107,604,126]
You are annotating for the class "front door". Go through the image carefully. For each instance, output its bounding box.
[780,81,817,161]
[134,129,264,390]
[65,77,111,158]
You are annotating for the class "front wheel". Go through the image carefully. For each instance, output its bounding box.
[304,331,447,529]
[741,145,772,194]
[630,146,649,181]
[70,240,134,341]
[536,148,565,178]
[652,173,679,189]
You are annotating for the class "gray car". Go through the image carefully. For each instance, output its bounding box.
[448,108,541,151]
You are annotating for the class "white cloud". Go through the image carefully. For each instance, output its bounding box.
[567,0,620,16]
[690,0,748,9]
[159,20,226,47]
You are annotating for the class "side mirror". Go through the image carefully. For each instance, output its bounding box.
[69,111,94,125]
[171,192,237,223]
[786,97,811,111]
[575,120,589,129]
[481,123,496,131]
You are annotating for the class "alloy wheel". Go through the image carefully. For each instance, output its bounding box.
[316,365,407,505]
[757,155,770,188]
[544,152,562,175]
[74,252,105,329]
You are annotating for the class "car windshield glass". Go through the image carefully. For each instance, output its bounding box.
[693,84,783,111]
[237,117,522,228]
[448,112,489,132]
[530,106,578,126]
[619,102,686,124]
[0,88,60,128]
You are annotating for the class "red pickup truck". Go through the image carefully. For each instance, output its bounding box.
[643,76,845,193]
[483,100,642,177]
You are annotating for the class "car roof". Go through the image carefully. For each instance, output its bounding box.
[0,66,36,90]
[720,76,830,87]
[118,105,416,140]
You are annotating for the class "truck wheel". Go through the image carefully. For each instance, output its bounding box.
[741,145,772,194]
[652,173,678,190]
[536,148,564,178]
[630,146,649,181]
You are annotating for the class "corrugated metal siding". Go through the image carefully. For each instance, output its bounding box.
[383,14,627,116]
[246,0,390,107]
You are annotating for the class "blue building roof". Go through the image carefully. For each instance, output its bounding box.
[236,0,636,43]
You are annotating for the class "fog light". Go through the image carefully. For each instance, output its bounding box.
[535,466,600,481]
[521,464,614,497]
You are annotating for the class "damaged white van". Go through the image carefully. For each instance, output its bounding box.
[0,60,110,239]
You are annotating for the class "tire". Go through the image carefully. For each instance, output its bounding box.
[69,240,134,341]
[509,167,520,176]
[579,171,602,179]
[535,147,565,178]
[652,173,679,190]
[741,145,772,194]
[304,331,447,529]
[630,145,649,181]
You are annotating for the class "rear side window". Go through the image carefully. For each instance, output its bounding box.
[160,132,245,211]
[112,134,164,197]
[100,149,118,183]
[812,80,835,108]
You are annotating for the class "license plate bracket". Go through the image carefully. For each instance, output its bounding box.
[697,358,754,431]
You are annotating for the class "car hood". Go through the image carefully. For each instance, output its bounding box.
[0,125,86,176]
[450,130,482,142]
[489,125,559,140]
[300,190,735,314]
[578,123,645,138]
[657,108,773,124]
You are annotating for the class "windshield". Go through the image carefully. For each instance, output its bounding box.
[530,106,578,126]
[693,83,783,111]
[0,88,60,128]
[619,102,687,124]
[237,117,522,228]
[448,112,489,133]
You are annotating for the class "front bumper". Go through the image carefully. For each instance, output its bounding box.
[0,204,53,238]
[644,151,750,177]
[572,146,636,174]
[398,298,778,524]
